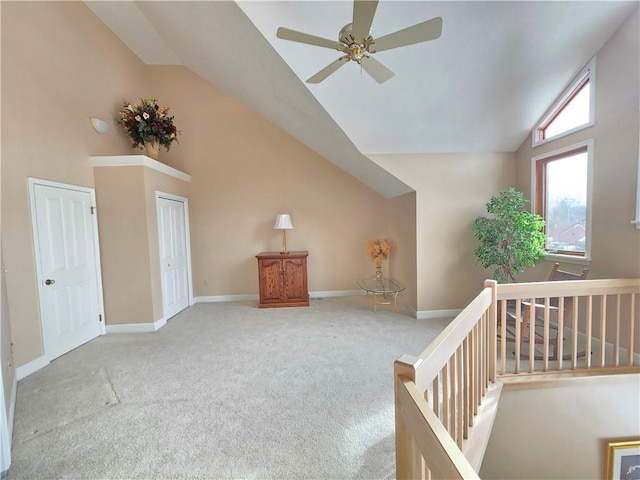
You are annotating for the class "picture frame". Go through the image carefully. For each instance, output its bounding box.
[605,440,640,480]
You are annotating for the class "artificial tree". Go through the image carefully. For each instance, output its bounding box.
[473,188,546,283]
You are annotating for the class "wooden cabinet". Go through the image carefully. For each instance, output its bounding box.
[256,251,309,308]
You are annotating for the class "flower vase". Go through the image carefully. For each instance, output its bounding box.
[144,138,160,160]
[375,266,383,281]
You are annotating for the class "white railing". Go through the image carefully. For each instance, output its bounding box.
[394,278,640,480]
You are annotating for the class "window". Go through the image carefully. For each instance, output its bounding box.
[532,141,593,261]
[533,57,596,146]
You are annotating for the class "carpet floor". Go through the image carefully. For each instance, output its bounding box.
[8,296,451,480]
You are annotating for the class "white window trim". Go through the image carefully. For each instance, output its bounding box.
[532,56,596,148]
[531,139,594,264]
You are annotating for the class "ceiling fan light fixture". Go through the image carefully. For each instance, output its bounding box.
[276,0,443,84]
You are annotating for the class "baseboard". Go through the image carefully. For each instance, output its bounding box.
[193,290,362,304]
[309,290,362,299]
[15,355,49,381]
[193,294,259,303]
[396,297,417,318]
[417,308,462,320]
[106,315,168,333]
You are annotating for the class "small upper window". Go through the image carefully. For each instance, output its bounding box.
[533,57,595,146]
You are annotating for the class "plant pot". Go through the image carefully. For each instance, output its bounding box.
[144,138,160,160]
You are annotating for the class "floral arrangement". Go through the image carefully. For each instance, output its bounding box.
[366,238,392,267]
[117,98,179,151]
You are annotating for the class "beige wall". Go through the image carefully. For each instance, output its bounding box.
[1,2,148,365]
[1,3,410,367]
[3,1,636,369]
[480,376,640,479]
[147,66,405,298]
[387,192,418,308]
[369,153,516,312]
[514,8,640,350]
[515,8,640,283]
[93,166,153,326]
[1,255,14,420]
[94,164,190,326]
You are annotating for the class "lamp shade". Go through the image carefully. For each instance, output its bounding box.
[273,214,293,230]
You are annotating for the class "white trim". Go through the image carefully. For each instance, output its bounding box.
[192,290,363,304]
[193,294,259,303]
[417,308,462,320]
[543,253,590,266]
[397,296,417,318]
[91,155,191,182]
[15,356,49,381]
[532,56,596,148]
[106,317,167,334]
[155,192,194,316]
[0,371,10,475]
[309,289,363,298]
[28,178,107,363]
[531,139,594,262]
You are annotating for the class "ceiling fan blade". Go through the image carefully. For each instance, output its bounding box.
[307,57,350,83]
[277,27,344,51]
[370,17,443,53]
[351,0,378,42]
[360,56,394,84]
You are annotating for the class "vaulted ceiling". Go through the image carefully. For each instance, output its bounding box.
[85,1,637,197]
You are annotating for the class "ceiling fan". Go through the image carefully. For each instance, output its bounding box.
[276,0,443,84]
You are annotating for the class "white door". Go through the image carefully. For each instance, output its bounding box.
[157,195,190,320]
[31,181,103,361]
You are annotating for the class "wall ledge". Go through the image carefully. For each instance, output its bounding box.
[91,155,191,183]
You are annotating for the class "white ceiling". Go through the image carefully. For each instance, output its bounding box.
[85,1,637,197]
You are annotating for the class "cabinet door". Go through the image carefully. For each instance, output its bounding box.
[283,257,308,303]
[258,258,284,304]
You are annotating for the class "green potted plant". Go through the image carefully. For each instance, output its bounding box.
[473,188,546,283]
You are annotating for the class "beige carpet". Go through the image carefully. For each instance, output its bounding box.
[8,296,451,480]
[12,367,118,446]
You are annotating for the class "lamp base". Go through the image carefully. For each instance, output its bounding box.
[280,251,290,255]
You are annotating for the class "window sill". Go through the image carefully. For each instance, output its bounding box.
[632,220,640,230]
[544,253,590,266]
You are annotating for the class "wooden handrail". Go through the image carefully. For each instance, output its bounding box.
[496,278,639,299]
[414,287,493,391]
[395,277,640,480]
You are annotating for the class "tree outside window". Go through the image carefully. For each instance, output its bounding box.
[534,144,591,258]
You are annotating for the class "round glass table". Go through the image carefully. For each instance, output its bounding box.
[356,277,405,312]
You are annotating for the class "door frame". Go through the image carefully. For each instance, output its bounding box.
[28,178,106,362]
[0,366,10,474]
[155,191,194,318]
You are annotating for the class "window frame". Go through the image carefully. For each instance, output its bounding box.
[531,140,594,264]
[532,57,596,147]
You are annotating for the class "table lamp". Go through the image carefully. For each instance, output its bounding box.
[273,214,293,254]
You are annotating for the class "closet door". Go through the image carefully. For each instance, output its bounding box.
[157,195,191,320]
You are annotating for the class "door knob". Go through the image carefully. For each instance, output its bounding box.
[45,279,55,285]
